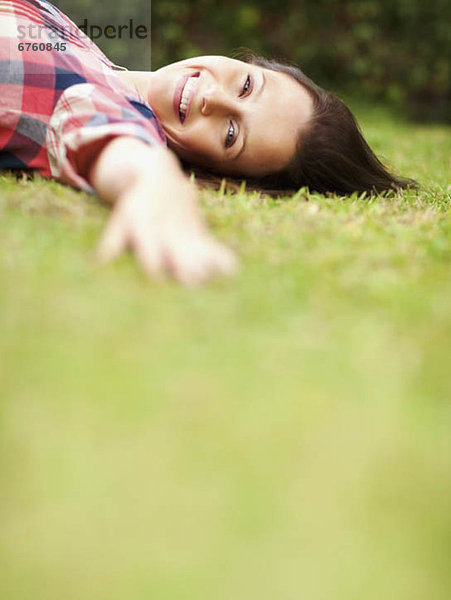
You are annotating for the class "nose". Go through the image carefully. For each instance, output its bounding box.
[200,85,236,117]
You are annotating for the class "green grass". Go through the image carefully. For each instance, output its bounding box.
[1,106,450,600]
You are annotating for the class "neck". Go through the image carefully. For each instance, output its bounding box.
[116,70,154,102]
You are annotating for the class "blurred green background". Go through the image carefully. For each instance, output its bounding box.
[1,3,450,600]
[55,0,451,121]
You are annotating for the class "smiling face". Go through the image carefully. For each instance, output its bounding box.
[146,56,314,178]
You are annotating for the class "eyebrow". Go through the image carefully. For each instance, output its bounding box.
[232,70,266,162]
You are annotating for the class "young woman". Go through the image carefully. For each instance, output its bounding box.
[0,0,417,285]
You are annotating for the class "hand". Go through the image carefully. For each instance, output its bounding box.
[96,174,238,286]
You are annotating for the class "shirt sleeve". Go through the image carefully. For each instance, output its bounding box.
[46,82,167,192]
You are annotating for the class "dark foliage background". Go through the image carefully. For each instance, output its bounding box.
[55,1,450,121]
[55,1,151,70]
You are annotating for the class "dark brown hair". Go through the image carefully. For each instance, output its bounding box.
[183,53,418,197]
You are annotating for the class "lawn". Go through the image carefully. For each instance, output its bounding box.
[1,104,450,600]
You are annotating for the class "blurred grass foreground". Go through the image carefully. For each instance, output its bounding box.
[1,108,450,598]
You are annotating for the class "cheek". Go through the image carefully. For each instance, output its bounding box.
[179,126,219,162]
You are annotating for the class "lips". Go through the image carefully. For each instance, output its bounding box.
[173,71,200,124]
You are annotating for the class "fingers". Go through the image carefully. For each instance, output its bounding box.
[95,196,239,286]
[132,230,167,282]
[164,235,239,287]
[212,242,240,277]
[95,208,128,265]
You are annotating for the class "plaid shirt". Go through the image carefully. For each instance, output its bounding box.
[0,0,166,191]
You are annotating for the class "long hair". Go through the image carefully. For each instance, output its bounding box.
[183,53,418,197]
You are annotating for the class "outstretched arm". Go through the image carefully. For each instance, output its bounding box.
[88,137,238,285]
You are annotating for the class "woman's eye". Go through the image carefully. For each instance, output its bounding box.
[225,121,236,148]
[240,75,251,97]
[223,76,250,148]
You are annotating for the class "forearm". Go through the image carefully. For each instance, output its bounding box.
[87,136,185,205]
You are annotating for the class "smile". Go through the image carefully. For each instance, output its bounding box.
[174,72,200,124]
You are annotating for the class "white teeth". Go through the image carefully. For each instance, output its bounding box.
[179,76,197,117]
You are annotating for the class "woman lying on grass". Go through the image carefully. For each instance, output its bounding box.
[0,0,417,285]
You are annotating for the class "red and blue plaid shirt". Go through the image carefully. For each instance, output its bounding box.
[0,0,166,191]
